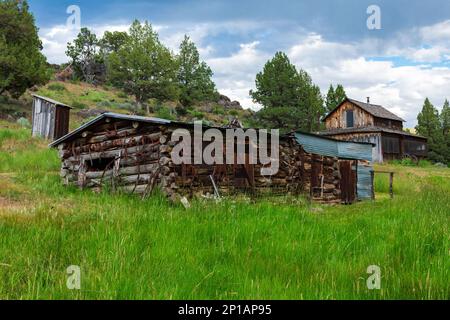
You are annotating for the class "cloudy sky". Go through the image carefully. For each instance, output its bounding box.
[28,0,450,127]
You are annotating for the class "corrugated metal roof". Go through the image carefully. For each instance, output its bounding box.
[49,112,173,147]
[294,132,374,161]
[294,132,374,201]
[323,97,405,122]
[32,94,72,108]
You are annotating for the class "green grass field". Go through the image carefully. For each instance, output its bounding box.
[0,123,449,300]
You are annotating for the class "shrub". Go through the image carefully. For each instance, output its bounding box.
[72,101,88,109]
[188,109,204,119]
[212,105,225,115]
[156,106,176,120]
[229,109,239,116]
[47,83,66,91]
[400,158,416,166]
[175,105,188,116]
[117,92,128,99]
[96,100,112,108]
[117,102,136,112]
[16,117,31,128]
[418,160,432,168]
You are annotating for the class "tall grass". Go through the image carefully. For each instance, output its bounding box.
[0,126,449,300]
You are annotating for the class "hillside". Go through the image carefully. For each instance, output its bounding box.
[0,122,449,299]
[0,81,254,131]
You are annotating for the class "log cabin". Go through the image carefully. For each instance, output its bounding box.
[319,97,427,163]
[49,112,374,204]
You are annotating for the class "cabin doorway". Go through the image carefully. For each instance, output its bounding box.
[339,160,357,204]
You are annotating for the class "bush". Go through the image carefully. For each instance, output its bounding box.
[47,83,66,91]
[418,160,432,168]
[96,100,112,108]
[400,158,416,166]
[175,105,188,116]
[229,109,239,116]
[117,102,136,112]
[156,106,176,120]
[16,117,31,128]
[212,105,225,115]
[72,101,88,109]
[117,92,128,99]
[188,109,204,119]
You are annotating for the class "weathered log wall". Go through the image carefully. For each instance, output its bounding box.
[57,119,342,203]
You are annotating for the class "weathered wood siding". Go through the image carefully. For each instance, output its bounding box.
[32,97,70,141]
[325,101,374,130]
[374,117,403,131]
[32,98,56,140]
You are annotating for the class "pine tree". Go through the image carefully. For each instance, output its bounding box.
[440,99,450,163]
[66,28,102,83]
[176,35,217,108]
[416,98,445,162]
[0,0,50,98]
[325,85,336,113]
[334,84,347,106]
[107,20,178,111]
[250,52,325,132]
[325,84,346,114]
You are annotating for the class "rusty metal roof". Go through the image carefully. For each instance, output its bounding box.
[323,98,405,122]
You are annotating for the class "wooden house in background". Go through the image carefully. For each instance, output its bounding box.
[32,94,72,141]
[319,97,427,163]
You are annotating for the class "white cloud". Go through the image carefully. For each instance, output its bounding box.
[39,23,130,64]
[207,41,270,110]
[38,19,450,127]
[420,19,450,43]
[288,34,450,125]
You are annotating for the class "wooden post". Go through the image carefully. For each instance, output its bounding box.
[371,170,375,200]
[389,172,394,199]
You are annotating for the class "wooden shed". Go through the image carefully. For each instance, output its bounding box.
[32,95,72,141]
[49,113,373,205]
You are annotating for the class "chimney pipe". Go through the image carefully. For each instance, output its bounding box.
[367,97,370,104]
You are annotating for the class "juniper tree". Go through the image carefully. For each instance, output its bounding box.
[0,0,50,98]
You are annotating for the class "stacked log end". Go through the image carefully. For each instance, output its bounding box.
[57,120,345,204]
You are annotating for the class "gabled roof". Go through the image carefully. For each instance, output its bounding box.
[49,112,174,148]
[32,94,72,109]
[323,98,405,122]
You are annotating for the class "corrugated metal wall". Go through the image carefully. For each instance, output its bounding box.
[32,98,56,140]
[357,163,373,199]
[32,97,70,141]
[295,132,374,201]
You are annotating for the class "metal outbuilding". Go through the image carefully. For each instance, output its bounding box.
[294,132,375,200]
[31,94,72,141]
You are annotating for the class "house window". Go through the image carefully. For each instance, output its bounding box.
[346,110,354,128]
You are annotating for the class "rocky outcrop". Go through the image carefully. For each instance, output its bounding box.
[217,94,243,110]
[55,65,74,82]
